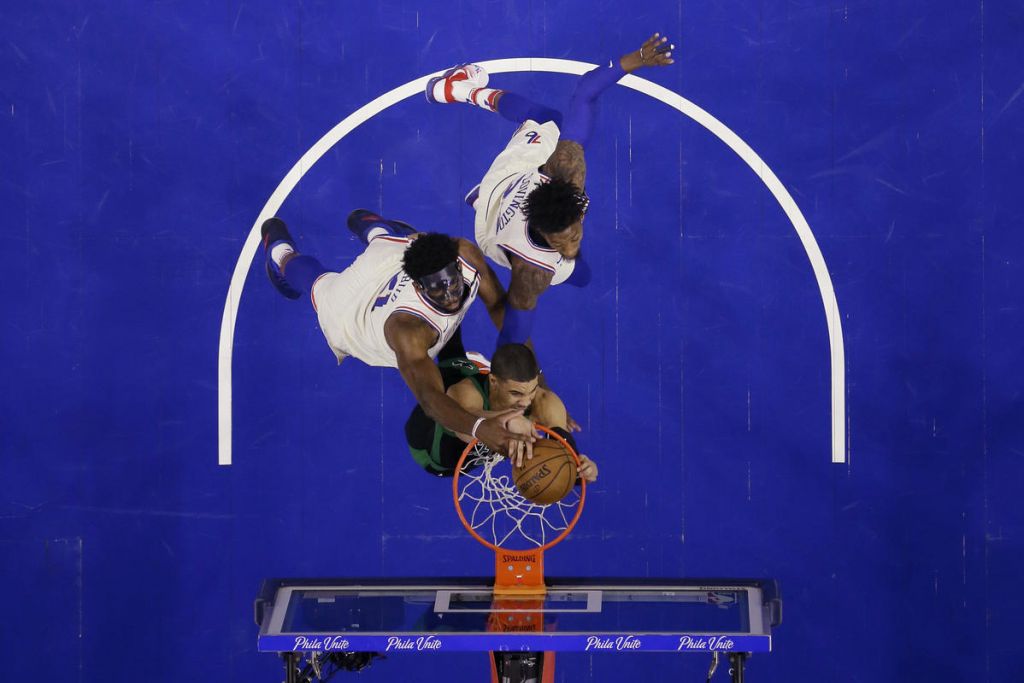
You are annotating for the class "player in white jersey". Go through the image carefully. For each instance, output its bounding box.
[260,211,534,459]
[426,33,675,346]
[312,232,478,368]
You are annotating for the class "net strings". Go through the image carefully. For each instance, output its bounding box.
[457,443,581,548]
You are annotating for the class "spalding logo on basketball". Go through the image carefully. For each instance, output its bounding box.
[512,438,578,505]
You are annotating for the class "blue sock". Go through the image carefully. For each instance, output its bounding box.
[283,255,328,294]
[497,92,563,127]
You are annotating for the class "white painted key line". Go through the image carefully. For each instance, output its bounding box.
[218,57,846,466]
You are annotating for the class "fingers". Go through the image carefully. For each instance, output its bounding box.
[643,33,664,48]
[642,33,675,66]
[497,418,534,467]
[578,455,598,482]
[508,436,524,467]
[495,408,522,428]
[579,462,595,481]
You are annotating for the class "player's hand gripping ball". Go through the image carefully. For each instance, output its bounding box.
[512,438,578,505]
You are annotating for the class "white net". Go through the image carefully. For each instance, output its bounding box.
[456,441,583,550]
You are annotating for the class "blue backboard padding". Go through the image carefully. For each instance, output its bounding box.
[2,1,1022,681]
[258,633,771,653]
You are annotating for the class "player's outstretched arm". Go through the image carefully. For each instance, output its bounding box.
[548,32,674,183]
[386,313,533,459]
[457,239,507,331]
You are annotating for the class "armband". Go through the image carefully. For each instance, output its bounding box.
[470,416,486,439]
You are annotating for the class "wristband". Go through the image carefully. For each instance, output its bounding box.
[470,416,486,439]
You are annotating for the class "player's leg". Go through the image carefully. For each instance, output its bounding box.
[495,92,563,127]
[261,217,327,299]
[426,64,562,126]
[404,406,450,476]
[346,209,417,245]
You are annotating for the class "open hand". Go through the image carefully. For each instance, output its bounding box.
[621,33,675,73]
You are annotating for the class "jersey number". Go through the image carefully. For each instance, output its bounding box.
[372,275,399,310]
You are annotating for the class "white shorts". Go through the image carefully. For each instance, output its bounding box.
[310,269,358,364]
[310,237,407,367]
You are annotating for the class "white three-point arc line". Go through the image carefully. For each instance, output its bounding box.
[217,58,847,466]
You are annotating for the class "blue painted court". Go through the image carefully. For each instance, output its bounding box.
[2,1,1022,681]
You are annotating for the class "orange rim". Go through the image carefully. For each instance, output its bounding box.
[452,423,586,553]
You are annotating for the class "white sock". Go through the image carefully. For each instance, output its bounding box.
[365,226,388,242]
[467,86,500,112]
[270,243,294,267]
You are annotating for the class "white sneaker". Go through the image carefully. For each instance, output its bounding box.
[425,63,489,104]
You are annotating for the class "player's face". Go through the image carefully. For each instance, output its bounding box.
[416,262,465,312]
[545,220,583,259]
[490,375,540,411]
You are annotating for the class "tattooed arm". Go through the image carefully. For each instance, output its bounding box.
[542,139,587,190]
[507,252,555,311]
[495,252,554,347]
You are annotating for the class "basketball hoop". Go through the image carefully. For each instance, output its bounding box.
[452,424,586,596]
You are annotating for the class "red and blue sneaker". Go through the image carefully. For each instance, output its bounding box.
[425,63,489,104]
[346,209,417,245]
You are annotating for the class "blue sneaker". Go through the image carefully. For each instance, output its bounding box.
[260,218,301,300]
[346,209,417,245]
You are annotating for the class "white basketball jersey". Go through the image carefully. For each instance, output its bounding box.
[311,236,480,368]
[474,120,577,285]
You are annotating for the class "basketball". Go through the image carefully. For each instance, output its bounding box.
[512,438,578,505]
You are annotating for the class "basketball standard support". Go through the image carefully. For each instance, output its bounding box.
[281,653,298,683]
[729,652,748,682]
[494,548,546,595]
[491,547,551,683]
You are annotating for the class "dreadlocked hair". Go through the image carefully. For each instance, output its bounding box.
[522,177,585,235]
[402,233,460,280]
